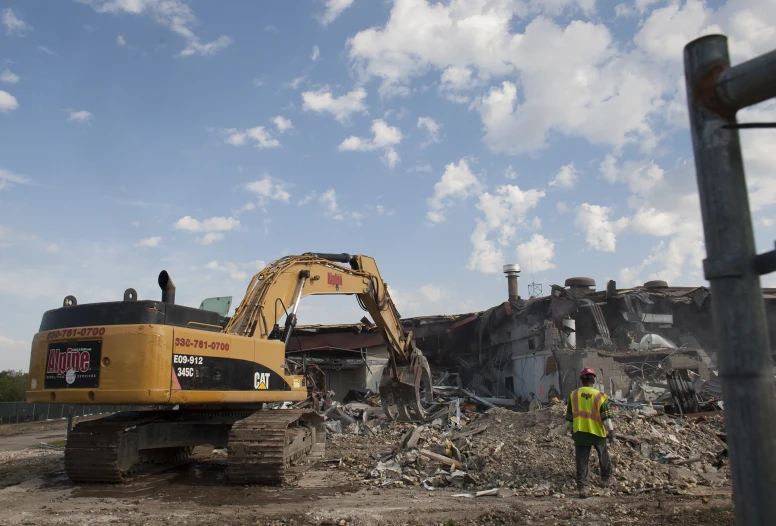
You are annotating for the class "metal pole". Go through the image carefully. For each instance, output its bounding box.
[684,34,776,526]
[716,48,776,111]
[66,405,75,439]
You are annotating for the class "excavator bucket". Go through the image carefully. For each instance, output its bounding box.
[379,351,434,422]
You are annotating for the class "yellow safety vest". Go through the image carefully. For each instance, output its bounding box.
[570,386,608,438]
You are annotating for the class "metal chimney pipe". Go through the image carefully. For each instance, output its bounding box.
[503,264,521,301]
[158,270,176,304]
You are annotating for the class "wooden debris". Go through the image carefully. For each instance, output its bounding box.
[419,448,464,470]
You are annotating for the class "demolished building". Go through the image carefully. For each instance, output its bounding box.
[288,264,776,408]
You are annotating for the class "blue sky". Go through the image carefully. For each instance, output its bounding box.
[1,0,775,370]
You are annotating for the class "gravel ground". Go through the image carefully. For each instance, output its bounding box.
[0,416,736,526]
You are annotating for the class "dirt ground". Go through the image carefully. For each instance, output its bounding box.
[0,419,736,526]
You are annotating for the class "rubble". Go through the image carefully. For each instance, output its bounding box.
[323,401,729,498]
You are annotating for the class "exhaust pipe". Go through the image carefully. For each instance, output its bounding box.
[158,270,175,304]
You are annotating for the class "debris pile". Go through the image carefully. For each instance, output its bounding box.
[324,402,729,497]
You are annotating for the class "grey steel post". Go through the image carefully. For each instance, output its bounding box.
[684,34,776,525]
[66,405,75,439]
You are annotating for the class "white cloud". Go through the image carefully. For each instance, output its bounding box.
[459,166,546,275]
[320,189,344,220]
[37,46,55,56]
[419,284,447,303]
[135,236,162,247]
[477,186,546,237]
[0,69,19,84]
[630,207,681,237]
[204,259,266,281]
[0,168,32,192]
[198,233,224,245]
[0,90,18,113]
[319,0,356,26]
[381,148,400,168]
[633,0,719,63]
[311,45,320,61]
[234,202,256,215]
[409,163,432,173]
[619,225,705,286]
[46,244,60,253]
[474,183,547,247]
[427,159,481,223]
[575,203,629,252]
[339,119,403,168]
[264,24,278,34]
[375,204,395,216]
[516,234,556,272]
[68,110,93,123]
[312,190,363,223]
[504,165,518,179]
[467,220,505,274]
[342,120,402,149]
[386,284,422,316]
[252,77,266,87]
[440,66,476,91]
[556,201,570,214]
[272,116,293,133]
[2,8,32,36]
[297,191,317,206]
[78,0,232,58]
[417,116,441,146]
[549,163,579,189]
[346,1,744,155]
[116,35,126,46]
[244,175,290,205]
[173,216,240,233]
[301,87,367,123]
[601,155,666,195]
[602,155,706,286]
[223,126,280,148]
[287,76,306,89]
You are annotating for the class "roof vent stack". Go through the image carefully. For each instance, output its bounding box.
[644,280,669,290]
[565,277,596,291]
[503,264,521,301]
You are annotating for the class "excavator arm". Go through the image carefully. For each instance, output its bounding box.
[224,253,433,421]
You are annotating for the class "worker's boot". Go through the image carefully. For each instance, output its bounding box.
[578,485,588,499]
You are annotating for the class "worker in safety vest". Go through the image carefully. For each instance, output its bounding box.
[564,367,615,498]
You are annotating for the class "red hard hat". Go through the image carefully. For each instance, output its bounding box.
[580,367,596,378]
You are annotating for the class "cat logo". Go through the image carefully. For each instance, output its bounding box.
[254,372,270,390]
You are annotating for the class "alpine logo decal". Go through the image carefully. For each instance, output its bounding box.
[327,272,343,290]
[47,348,90,376]
[254,372,271,390]
[44,340,101,389]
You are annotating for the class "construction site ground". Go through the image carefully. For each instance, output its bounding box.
[0,417,736,526]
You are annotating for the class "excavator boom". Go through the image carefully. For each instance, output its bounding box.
[225,253,433,421]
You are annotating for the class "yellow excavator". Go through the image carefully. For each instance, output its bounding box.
[25,253,433,484]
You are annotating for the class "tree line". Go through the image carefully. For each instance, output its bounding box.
[0,370,28,402]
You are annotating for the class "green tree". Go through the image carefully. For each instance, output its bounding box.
[0,370,28,402]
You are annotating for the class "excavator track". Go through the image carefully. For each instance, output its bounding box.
[227,409,325,485]
[64,409,324,485]
[65,410,173,483]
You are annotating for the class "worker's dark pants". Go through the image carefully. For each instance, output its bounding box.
[575,443,612,488]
